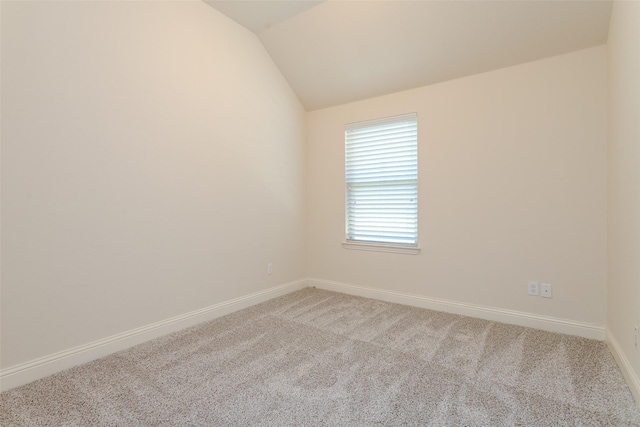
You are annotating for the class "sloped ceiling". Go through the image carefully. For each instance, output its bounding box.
[205,1,612,111]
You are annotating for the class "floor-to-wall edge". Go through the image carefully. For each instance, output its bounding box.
[0,279,309,392]
[607,329,640,406]
[309,278,605,340]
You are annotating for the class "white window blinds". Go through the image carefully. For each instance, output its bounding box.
[345,113,418,247]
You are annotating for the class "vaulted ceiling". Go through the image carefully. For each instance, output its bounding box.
[204,1,612,111]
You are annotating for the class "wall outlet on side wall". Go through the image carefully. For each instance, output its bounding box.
[540,283,552,298]
[527,281,539,296]
[267,263,273,275]
[634,325,638,350]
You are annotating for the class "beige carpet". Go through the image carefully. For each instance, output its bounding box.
[1,288,639,426]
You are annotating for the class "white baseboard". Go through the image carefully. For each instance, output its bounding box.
[0,279,308,392]
[606,330,640,406]
[309,278,605,340]
[1,278,610,393]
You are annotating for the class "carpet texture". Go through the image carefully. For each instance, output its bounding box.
[1,288,639,426]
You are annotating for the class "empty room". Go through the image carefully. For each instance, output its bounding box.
[1,0,639,425]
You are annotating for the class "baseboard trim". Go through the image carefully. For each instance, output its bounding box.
[606,330,640,406]
[308,278,605,340]
[0,279,308,392]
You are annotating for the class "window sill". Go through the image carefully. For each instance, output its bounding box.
[342,242,421,255]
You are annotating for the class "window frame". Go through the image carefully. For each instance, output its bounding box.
[343,113,420,255]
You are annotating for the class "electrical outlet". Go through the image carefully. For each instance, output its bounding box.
[635,325,638,350]
[528,281,539,296]
[267,263,272,275]
[540,283,552,298]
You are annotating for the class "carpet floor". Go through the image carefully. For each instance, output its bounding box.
[1,287,639,426]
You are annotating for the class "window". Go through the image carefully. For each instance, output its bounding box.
[344,113,419,254]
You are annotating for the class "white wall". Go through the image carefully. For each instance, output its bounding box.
[607,0,640,402]
[307,46,608,327]
[1,1,306,369]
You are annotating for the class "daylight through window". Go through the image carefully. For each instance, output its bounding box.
[345,113,418,248]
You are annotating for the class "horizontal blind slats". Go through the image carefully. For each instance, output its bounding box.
[346,134,417,148]
[345,113,418,246]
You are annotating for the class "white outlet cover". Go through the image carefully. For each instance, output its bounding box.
[528,281,539,296]
[541,283,552,298]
